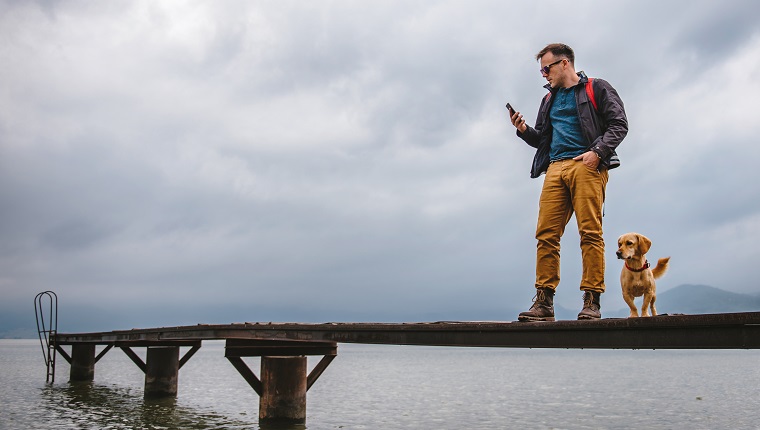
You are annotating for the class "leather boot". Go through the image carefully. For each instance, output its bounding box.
[518,287,555,321]
[577,291,602,320]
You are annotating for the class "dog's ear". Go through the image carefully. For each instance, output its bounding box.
[637,234,652,254]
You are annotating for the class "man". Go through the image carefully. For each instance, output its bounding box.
[509,43,628,321]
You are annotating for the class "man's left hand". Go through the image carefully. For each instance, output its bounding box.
[573,151,600,169]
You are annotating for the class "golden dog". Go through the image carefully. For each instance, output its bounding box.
[616,233,670,317]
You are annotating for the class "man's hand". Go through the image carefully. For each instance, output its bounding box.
[510,110,527,133]
[573,151,600,169]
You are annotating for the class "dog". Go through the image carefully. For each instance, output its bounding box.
[616,233,670,317]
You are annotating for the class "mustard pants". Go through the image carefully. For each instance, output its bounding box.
[535,159,608,293]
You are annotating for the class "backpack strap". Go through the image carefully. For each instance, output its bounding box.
[585,78,598,111]
[545,78,596,110]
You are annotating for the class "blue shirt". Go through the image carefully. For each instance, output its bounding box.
[549,87,586,161]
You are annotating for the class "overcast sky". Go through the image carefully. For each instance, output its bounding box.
[3,0,760,332]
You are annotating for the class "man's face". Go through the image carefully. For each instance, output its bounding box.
[539,53,566,88]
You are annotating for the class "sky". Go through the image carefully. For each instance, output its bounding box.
[3,0,760,334]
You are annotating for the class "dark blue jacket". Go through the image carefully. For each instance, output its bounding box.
[517,72,628,178]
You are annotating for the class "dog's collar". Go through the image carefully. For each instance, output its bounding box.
[625,260,650,272]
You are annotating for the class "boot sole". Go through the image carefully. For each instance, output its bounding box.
[577,315,601,320]
[517,316,556,322]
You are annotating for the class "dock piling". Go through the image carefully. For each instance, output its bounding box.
[145,346,180,398]
[259,356,307,425]
[224,338,338,424]
[70,344,96,381]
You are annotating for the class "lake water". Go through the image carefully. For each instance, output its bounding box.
[2,339,759,429]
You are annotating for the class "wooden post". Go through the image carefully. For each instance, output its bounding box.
[144,346,179,398]
[70,344,96,381]
[259,356,307,425]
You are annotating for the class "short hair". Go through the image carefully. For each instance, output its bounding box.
[536,43,575,65]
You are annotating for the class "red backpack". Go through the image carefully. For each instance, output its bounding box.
[585,78,598,111]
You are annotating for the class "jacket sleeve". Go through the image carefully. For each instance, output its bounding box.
[590,79,628,160]
[516,95,549,149]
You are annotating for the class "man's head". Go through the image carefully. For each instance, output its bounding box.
[536,43,577,88]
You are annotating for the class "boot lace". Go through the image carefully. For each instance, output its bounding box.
[582,292,599,310]
[530,289,547,309]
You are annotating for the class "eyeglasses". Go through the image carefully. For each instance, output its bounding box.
[540,59,565,75]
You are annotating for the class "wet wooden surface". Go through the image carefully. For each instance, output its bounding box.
[55,311,760,349]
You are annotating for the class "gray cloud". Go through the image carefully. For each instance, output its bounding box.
[2,0,760,333]
[671,0,760,63]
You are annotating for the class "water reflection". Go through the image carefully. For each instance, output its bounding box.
[40,382,259,429]
[258,421,307,430]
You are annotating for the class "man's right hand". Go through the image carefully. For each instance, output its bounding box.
[510,110,527,133]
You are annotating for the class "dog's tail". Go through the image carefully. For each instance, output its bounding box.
[652,257,670,279]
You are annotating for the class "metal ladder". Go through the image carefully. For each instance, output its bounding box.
[34,291,58,383]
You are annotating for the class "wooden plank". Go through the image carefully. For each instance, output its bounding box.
[94,345,113,364]
[120,347,146,373]
[53,312,760,350]
[307,355,336,391]
[225,339,337,357]
[55,344,72,364]
[179,344,201,369]
[226,357,262,395]
[113,340,202,347]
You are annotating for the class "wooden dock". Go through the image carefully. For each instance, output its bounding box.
[51,312,760,425]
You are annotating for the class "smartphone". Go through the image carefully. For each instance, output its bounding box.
[506,103,516,116]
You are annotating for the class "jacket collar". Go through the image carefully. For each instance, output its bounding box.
[543,70,589,92]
